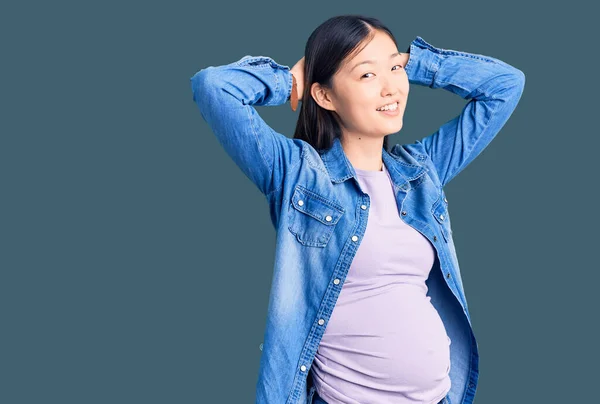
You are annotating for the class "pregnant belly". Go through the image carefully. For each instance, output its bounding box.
[315,285,451,388]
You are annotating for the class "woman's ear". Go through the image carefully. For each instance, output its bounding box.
[310,82,336,112]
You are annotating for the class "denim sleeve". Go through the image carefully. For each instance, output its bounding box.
[403,36,526,187]
[190,55,303,196]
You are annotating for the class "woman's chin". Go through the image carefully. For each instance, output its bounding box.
[381,118,403,133]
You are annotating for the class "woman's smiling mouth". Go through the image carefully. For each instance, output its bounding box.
[376,101,400,116]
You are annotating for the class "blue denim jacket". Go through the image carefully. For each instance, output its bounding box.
[190,36,525,404]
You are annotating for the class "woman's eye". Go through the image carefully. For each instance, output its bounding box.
[361,65,403,79]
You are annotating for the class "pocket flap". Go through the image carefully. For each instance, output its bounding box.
[432,199,448,224]
[432,194,452,241]
[291,185,344,226]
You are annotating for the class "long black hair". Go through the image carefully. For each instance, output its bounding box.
[292,15,400,153]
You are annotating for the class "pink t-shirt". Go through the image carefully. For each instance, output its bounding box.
[311,162,452,404]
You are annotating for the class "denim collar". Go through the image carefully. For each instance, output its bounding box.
[319,137,427,191]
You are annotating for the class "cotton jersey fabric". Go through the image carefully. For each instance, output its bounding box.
[312,163,451,404]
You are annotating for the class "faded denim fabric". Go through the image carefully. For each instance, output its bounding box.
[312,389,452,404]
[190,36,525,404]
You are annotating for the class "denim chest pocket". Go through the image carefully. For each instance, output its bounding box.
[432,193,452,243]
[287,185,345,247]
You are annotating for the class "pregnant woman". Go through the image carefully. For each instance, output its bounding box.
[190,14,525,404]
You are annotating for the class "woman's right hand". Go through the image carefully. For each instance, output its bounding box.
[290,56,305,102]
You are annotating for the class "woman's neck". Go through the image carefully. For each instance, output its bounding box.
[340,135,384,171]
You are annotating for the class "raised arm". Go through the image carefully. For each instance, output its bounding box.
[401,36,525,187]
[189,56,303,196]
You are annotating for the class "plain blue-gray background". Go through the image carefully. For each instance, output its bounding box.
[2,1,598,403]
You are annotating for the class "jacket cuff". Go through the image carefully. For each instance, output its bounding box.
[404,36,444,88]
[234,55,292,107]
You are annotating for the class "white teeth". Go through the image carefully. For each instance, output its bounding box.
[376,102,398,111]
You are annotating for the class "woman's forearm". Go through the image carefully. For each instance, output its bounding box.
[189,55,302,196]
[403,36,525,187]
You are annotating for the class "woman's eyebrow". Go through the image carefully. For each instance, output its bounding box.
[350,52,401,72]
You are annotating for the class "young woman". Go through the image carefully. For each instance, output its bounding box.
[190,14,524,404]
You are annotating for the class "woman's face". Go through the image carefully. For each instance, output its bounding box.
[312,30,409,140]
